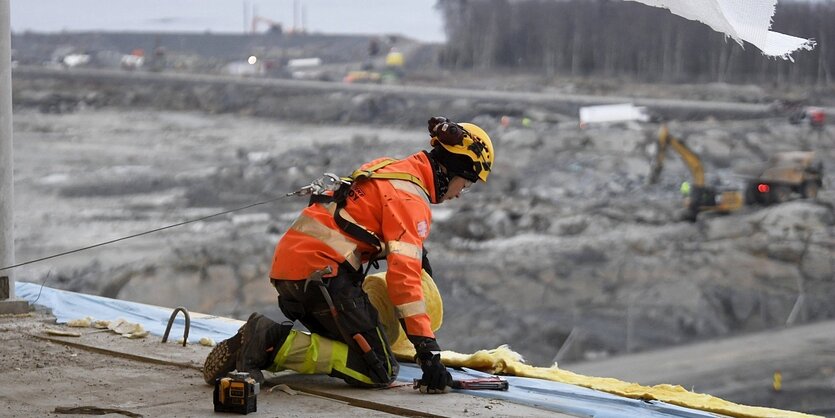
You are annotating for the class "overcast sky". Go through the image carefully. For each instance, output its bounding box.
[10,0,446,43]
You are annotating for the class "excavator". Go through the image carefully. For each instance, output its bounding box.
[648,124,743,222]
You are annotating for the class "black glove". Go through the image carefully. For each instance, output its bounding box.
[427,116,464,146]
[412,337,452,394]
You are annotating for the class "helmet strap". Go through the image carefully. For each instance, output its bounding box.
[425,150,450,202]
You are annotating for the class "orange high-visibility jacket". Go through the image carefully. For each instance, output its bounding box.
[271,152,437,338]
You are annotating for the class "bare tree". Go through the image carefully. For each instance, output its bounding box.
[436,0,834,85]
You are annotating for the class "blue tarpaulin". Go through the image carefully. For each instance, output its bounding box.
[16,281,241,344]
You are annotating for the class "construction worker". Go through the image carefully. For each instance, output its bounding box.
[204,117,494,394]
[680,181,691,196]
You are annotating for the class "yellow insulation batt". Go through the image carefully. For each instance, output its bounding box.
[363,271,819,418]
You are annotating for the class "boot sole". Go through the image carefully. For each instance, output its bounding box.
[202,332,242,385]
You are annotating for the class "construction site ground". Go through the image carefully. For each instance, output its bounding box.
[0,309,567,418]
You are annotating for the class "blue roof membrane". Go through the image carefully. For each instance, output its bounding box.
[16,281,720,418]
[15,281,242,344]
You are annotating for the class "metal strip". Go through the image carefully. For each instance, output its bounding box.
[286,385,441,418]
[34,334,200,370]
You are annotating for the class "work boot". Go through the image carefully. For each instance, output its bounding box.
[202,326,244,385]
[236,312,293,383]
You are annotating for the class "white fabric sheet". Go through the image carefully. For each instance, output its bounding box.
[627,0,815,59]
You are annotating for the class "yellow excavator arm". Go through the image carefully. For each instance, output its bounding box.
[648,124,705,186]
[648,123,742,221]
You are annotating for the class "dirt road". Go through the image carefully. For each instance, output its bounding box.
[18,66,835,122]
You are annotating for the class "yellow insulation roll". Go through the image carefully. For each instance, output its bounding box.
[362,269,816,418]
[439,345,816,417]
[362,269,443,353]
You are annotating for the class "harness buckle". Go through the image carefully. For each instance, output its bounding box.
[287,173,349,197]
[303,266,334,294]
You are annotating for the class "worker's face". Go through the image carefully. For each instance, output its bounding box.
[441,177,473,202]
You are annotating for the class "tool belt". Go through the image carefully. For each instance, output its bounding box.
[277,286,369,325]
[274,263,370,334]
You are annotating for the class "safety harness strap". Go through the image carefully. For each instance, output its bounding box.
[312,158,431,264]
[334,201,382,251]
[349,159,399,181]
[351,159,431,198]
[359,172,430,197]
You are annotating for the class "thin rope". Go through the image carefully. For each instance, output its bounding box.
[31,270,51,305]
[0,195,289,272]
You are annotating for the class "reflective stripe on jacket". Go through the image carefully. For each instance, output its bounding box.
[271,151,437,338]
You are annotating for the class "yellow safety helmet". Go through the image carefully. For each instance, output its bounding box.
[430,122,494,182]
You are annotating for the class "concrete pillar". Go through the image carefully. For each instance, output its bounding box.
[0,0,25,312]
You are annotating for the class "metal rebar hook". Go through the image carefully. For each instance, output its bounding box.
[162,306,190,347]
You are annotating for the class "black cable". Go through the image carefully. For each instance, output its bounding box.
[0,195,289,272]
[32,270,51,305]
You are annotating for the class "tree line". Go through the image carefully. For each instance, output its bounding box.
[437,0,834,85]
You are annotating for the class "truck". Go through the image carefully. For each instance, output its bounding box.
[740,151,823,205]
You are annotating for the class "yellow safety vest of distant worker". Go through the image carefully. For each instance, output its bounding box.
[680,181,691,196]
[385,49,404,68]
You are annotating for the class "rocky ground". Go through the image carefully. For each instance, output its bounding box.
[8,72,835,415]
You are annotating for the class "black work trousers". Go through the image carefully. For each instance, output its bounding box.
[273,269,399,387]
